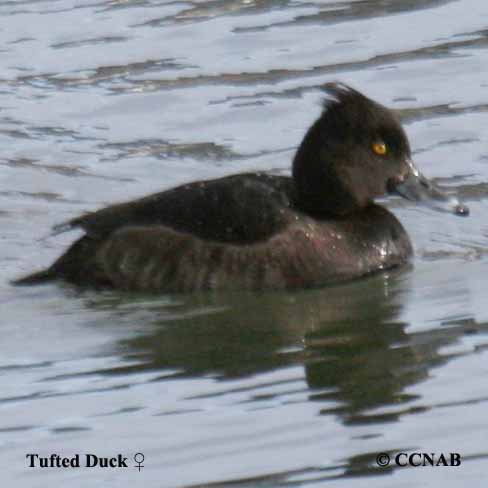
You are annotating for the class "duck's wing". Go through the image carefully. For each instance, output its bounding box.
[53,173,295,244]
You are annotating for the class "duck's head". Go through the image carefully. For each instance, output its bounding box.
[292,83,468,217]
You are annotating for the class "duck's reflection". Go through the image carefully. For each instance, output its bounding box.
[83,268,462,423]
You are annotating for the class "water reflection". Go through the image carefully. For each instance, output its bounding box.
[78,265,487,434]
[64,267,488,487]
[73,269,448,422]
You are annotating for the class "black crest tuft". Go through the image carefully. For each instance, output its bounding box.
[321,82,373,112]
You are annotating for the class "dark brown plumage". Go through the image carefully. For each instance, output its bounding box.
[13,83,467,292]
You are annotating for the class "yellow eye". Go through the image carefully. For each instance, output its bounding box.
[372,141,387,156]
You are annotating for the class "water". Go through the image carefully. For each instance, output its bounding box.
[2,0,488,486]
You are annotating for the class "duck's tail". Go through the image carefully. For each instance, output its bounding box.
[11,235,111,288]
[11,267,57,286]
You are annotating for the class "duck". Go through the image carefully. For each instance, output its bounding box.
[13,83,468,292]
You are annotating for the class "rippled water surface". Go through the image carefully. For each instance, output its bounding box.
[2,0,488,486]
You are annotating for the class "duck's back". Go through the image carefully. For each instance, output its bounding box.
[61,173,295,243]
[14,173,412,291]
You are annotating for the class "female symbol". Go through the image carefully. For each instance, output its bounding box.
[134,453,145,472]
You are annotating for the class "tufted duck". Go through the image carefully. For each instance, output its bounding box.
[14,83,468,291]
